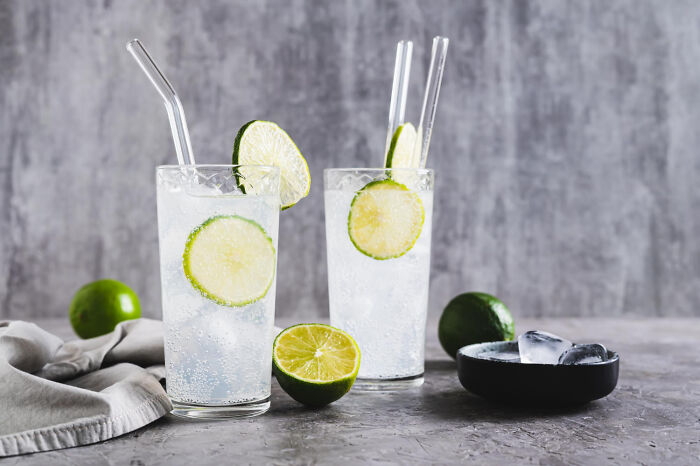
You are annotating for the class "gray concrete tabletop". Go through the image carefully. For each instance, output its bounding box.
[6,317,700,465]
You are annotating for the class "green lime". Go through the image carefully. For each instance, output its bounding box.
[183,215,275,307]
[273,323,361,407]
[438,292,515,359]
[347,179,424,260]
[232,120,311,210]
[69,279,141,339]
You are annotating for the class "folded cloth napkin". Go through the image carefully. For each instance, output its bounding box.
[0,319,172,457]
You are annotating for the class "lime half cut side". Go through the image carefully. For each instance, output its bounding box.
[183,215,276,307]
[273,323,361,407]
[348,179,425,260]
[233,120,310,210]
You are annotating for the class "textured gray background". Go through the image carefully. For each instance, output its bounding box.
[1,0,699,320]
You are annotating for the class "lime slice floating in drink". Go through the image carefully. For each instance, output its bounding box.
[183,215,276,307]
[273,323,361,407]
[347,179,425,260]
[233,120,311,210]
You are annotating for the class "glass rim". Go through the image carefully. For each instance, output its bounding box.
[156,164,280,173]
[323,167,434,174]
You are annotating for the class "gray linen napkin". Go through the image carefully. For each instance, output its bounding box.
[0,319,172,457]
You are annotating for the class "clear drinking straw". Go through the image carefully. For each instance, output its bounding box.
[126,39,196,166]
[384,40,413,165]
[414,36,449,168]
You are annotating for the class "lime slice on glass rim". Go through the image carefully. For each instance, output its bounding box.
[347,179,425,260]
[183,215,276,307]
[385,122,422,186]
[233,120,311,210]
[385,122,418,169]
[273,323,361,407]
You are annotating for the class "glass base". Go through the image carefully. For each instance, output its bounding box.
[170,397,270,419]
[352,373,424,391]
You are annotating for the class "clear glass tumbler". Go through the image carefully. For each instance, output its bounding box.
[156,165,280,418]
[324,168,435,390]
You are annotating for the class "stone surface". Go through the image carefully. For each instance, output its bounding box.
[6,317,700,465]
[1,1,700,320]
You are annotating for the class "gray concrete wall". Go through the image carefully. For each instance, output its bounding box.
[1,0,698,320]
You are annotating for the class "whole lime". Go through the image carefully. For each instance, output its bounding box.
[69,279,141,339]
[438,292,515,359]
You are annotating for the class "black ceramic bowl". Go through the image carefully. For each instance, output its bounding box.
[457,341,619,406]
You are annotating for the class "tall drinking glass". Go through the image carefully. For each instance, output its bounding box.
[324,168,435,389]
[156,165,281,418]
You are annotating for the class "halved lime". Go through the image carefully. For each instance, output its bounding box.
[233,120,310,210]
[347,179,425,260]
[385,122,418,169]
[183,215,275,307]
[273,323,360,407]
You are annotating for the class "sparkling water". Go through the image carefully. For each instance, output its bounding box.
[325,172,433,380]
[156,167,279,405]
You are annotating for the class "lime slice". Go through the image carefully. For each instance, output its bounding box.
[233,120,310,210]
[273,323,360,407]
[385,122,418,169]
[385,123,422,186]
[183,215,275,307]
[347,179,425,260]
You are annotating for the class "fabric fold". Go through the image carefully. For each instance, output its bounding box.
[0,319,172,457]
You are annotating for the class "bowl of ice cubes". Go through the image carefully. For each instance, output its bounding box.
[456,330,619,405]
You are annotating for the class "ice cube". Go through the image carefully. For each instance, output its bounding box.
[518,330,573,364]
[477,350,521,362]
[558,343,608,365]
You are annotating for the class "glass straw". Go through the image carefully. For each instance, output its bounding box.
[384,40,413,165]
[414,36,449,168]
[126,39,196,166]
